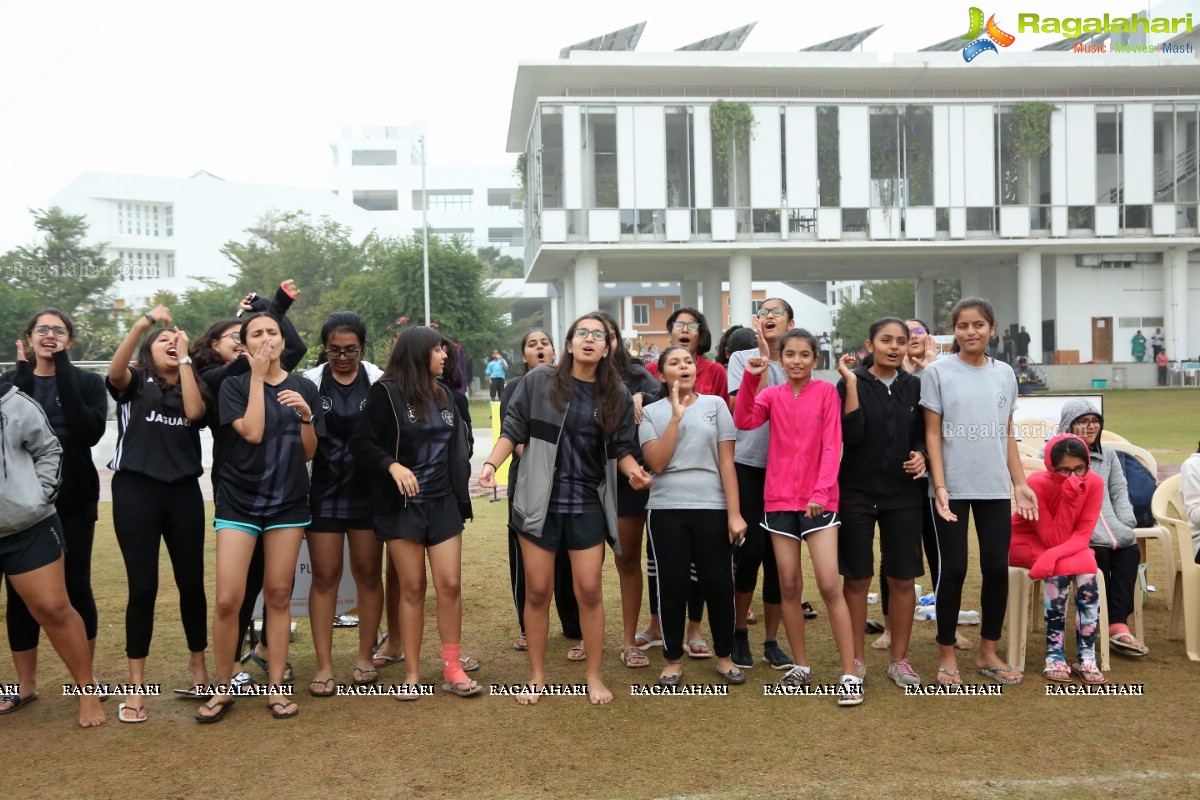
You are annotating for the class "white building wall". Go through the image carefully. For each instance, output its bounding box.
[1054,262,1165,362]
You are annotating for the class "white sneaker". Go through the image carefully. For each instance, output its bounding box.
[886,658,922,687]
[838,675,864,707]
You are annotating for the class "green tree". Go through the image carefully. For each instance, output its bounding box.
[0,207,120,361]
[163,279,245,340]
[833,278,959,353]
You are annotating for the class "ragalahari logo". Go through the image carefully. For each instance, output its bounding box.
[961,7,1016,62]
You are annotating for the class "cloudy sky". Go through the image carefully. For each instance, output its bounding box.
[0,0,1153,252]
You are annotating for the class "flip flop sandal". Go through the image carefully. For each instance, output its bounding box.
[0,692,38,714]
[802,602,818,620]
[1042,662,1073,682]
[460,655,480,673]
[372,651,404,668]
[936,667,962,686]
[685,639,714,658]
[395,685,422,702]
[1071,662,1107,685]
[865,620,886,634]
[718,667,747,685]
[977,664,1023,685]
[194,697,236,723]
[267,700,300,719]
[620,646,650,668]
[442,680,483,697]
[634,631,663,650]
[566,644,587,662]
[309,677,336,697]
[1110,632,1148,657]
[513,634,528,651]
[657,672,683,687]
[745,609,758,625]
[118,702,147,723]
[352,667,378,687]
[246,651,296,684]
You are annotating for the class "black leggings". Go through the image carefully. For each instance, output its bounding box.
[508,523,580,638]
[111,472,208,659]
[881,499,940,615]
[928,498,1011,646]
[646,534,703,623]
[647,509,735,661]
[1091,543,1139,626]
[5,507,98,650]
[733,463,781,604]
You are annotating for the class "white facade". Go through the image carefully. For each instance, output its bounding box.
[330,125,523,260]
[506,34,1200,364]
[49,171,389,309]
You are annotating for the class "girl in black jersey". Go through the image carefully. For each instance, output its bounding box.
[302,312,384,696]
[2,309,107,717]
[198,312,322,723]
[106,305,210,723]
[352,326,479,699]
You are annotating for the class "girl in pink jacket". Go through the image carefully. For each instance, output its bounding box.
[1010,434,1105,684]
[735,327,859,706]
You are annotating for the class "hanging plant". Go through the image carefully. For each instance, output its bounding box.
[816,106,840,207]
[710,100,757,178]
[513,152,528,204]
[1013,101,1055,161]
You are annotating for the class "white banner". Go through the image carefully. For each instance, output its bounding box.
[252,537,359,619]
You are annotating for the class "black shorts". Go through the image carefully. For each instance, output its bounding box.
[520,511,606,552]
[308,517,373,534]
[374,494,463,547]
[616,479,650,518]
[0,514,64,576]
[214,498,312,538]
[761,510,840,541]
[837,504,925,581]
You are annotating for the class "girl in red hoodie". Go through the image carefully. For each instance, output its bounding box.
[1010,434,1106,684]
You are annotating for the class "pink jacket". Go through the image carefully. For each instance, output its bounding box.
[1010,434,1102,579]
[733,371,841,512]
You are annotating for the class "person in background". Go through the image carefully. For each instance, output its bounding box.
[0,372,105,727]
[1057,400,1147,657]
[1010,434,1105,685]
[714,325,746,367]
[988,332,1000,358]
[1002,331,1014,365]
[1156,349,1169,387]
[1016,325,1031,361]
[818,331,833,370]
[2,309,106,716]
[486,349,508,402]
[1131,330,1147,363]
[833,332,843,363]
[1150,327,1164,360]
[1182,441,1200,564]
[1016,357,1040,396]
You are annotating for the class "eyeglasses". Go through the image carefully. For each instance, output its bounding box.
[573,329,608,342]
[1055,465,1089,477]
[33,325,68,336]
[1073,418,1101,429]
[672,321,700,332]
[218,332,242,344]
[756,307,786,319]
[326,347,362,360]
[909,326,928,336]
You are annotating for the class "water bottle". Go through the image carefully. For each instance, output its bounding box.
[913,584,922,599]
[867,592,879,605]
[918,593,936,607]
[958,610,981,625]
[913,607,936,621]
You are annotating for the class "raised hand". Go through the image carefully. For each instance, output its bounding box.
[744,355,768,377]
[145,305,172,327]
[15,340,26,362]
[173,327,190,356]
[669,380,686,420]
[836,353,857,382]
[281,279,299,298]
[908,334,938,371]
[249,339,273,378]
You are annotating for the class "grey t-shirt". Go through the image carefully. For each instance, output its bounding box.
[727,348,786,468]
[919,354,1018,500]
[640,394,737,510]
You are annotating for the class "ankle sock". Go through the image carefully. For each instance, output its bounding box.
[764,638,778,648]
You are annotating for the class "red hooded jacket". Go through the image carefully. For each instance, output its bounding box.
[1010,433,1102,579]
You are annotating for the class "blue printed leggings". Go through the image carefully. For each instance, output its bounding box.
[1044,574,1100,665]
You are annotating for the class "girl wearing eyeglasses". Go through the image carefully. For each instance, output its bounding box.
[1,309,107,717]
[300,312,384,696]
[1010,434,1105,684]
[1056,399,1148,657]
[190,281,306,689]
[479,313,652,705]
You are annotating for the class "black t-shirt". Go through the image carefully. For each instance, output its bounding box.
[31,374,68,439]
[403,398,454,502]
[217,373,324,517]
[309,367,372,519]
[548,378,604,514]
[106,368,203,483]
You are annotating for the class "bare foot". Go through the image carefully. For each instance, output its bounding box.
[870,630,892,650]
[79,696,106,728]
[517,678,544,706]
[588,679,613,705]
[954,630,975,651]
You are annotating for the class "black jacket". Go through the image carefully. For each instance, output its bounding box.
[4,350,107,515]
[836,367,926,510]
[351,380,472,523]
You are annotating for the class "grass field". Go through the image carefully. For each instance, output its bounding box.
[1097,390,1200,464]
[3,389,1199,799]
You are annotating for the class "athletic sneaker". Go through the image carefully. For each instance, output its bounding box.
[838,675,864,707]
[763,642,794,670]
[854,658,867,681]
[230,671,255,693]
[886,659,921,687]
[778,665,812,689]
[732,636,754,670]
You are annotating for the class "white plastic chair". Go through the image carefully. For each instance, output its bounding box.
[1007,567,1110,673]
[1165,515,1200,662]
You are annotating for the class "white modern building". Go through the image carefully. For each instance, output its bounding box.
[330,124,524,260]
[506,15,1200,365]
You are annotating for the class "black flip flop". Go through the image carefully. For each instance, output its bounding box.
[0,692,38,714]
[195,697,236,723]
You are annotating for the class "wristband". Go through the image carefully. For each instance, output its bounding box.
[300,415,314,425]
[144,313,156,325]
[484,461,499,472]
[935,485,947,491]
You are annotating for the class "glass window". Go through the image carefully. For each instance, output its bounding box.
[870,106,900,208]
[351,149,398,166]
[633,304,649,326]
[1096,106,1122,203]
[817,107,840,207]
[904,106,934,206]
[587,108,618,208]
[540,107,564,209]
[665,107,693,208]
[353,190,399,211]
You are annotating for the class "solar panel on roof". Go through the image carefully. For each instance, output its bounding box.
[559,22,647,58]
[799,25,881,52]
[677,23,757,51]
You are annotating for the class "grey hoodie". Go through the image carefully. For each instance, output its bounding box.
[1056,398,1137,549]
[0,384,63,538]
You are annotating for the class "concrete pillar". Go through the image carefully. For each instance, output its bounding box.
[914,278,935,326]
[680,279,699,311]
[562,270,576,329]
[729,254,753,328]
[1017,249,1043,360]
[573,256,599,317]
[960,265,983,301]
[1164,247,1189,360]
[622,295,635,333]
[549,286,561,349]
[702,267,723,322]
